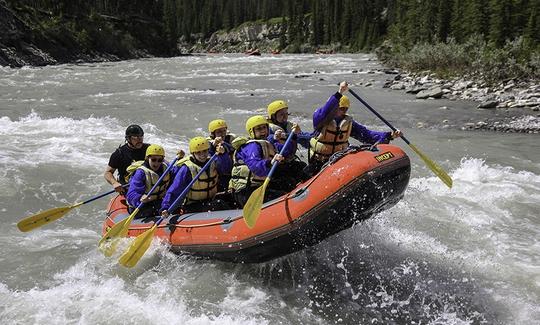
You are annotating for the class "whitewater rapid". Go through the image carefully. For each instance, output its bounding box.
[0,54,538,324]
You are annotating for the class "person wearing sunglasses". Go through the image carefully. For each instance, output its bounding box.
[104,124,150,194]
[160,137,231,216]
[306,81,402,176]
[126,144,171,219]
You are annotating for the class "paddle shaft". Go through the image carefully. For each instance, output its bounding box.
[99,155,180,248]
[268,130,296,178]
[169,154,219,213]
[131,156,181,212]
[348,87,453,188]
[241,131,296,229]
[145,154,219,228]
[348,88,411,145]
[82,183,128,205]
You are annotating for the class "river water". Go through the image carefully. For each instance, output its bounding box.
[0,54,538,324]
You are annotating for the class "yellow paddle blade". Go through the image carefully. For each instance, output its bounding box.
[118,225,158,268]
[17,202,83,232]
[98,208,138,255]
[243,178,270,229]
[409,143,453,189]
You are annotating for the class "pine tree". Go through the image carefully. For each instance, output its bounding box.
[163,0,177,44]
[436,0,453,42]
[489,0,513,47]
[451,0,466,42]
[512,0,530,37]
[340,0,352,43]
[463,0,489,38]
[279,16,288,50]
[524,0,539,46]
[310,0,323,46]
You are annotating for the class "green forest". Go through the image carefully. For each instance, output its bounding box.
[4,0,540,80]
[10,0,538,48]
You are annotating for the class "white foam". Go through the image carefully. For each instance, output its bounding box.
[0,244,286,325]
[0,112,188,200]
[0,111,115,157]
[0,112,187,169]
[370,157,540,322]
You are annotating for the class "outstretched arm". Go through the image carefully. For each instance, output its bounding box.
[312,82,349,131]
[350,121,392,144]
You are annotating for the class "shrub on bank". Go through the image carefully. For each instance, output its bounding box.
[377,35,540,84]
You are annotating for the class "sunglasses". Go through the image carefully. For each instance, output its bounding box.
[149,157,163,163]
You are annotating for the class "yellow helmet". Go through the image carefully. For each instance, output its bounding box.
[189,136,210,153]
[245,115,269,138]
[208,119,228,133]
[267,100,288,117]
[145,144,165,158]
[339,95,350,109]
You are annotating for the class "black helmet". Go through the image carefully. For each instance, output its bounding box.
[125,124,144,139]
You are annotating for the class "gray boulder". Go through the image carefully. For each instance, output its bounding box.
[477,100,499,109]
[416,87,443,99]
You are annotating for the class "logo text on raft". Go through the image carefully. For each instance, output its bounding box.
[374,152,394,162]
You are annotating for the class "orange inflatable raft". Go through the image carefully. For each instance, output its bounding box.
[103,144,410,263]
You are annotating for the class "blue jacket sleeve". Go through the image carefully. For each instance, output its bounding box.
[350,120,392,144]
[167,164,180,180]
[209,141,235,154]
[215,152,233,175]
[160,166,193,211]
[296,130,313,149]
[210,142,234,175]
[239,142,272,177]
[126,169,147,207]
[313,92,342,131]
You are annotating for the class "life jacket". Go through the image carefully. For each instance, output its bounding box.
[309,115,353,161]
[175,156,219,204]
[127,162,171,207]
[124,160,144,183]
[231,136,249,151]
[269,121,297,162]
[229,139,276,191]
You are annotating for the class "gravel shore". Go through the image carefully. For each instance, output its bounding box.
[381,70,540,134]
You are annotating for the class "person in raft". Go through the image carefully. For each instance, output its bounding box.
[306,81,402,176]
[126,144,171,219]
[207,119,235,192]
[104,124,150,194]
[229,115,293,207]
[266,99,313,187]
[160,136,231,216]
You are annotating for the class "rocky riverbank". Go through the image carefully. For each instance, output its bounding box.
[180,19,339,55]
[382,71,540,134]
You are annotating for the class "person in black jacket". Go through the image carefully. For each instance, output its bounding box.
[104,124,150,194]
